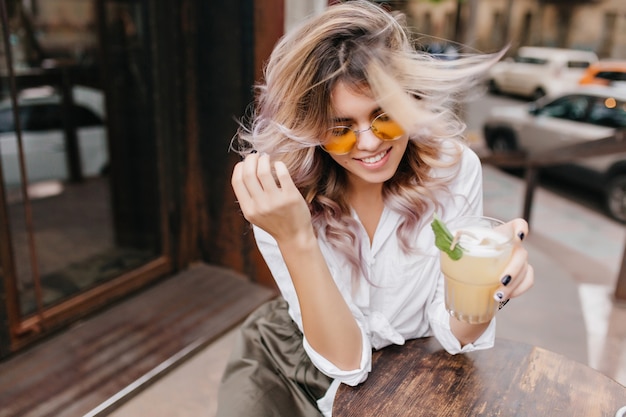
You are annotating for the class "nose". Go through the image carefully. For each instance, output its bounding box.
[355,127,382,151]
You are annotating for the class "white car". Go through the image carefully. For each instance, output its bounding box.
[0,85,109,187]
[482,86,626,222]
[488,46,599,101]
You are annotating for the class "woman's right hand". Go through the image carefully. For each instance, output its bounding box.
[231,153,313,244]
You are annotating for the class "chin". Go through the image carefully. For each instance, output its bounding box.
[349,167,398,186]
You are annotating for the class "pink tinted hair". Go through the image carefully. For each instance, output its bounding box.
[232,0,502,279]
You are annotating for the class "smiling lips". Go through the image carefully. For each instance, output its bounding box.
[357,148,391,164]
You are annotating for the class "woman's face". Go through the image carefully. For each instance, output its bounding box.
[326,82,409,191]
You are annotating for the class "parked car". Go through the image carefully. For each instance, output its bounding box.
[483,85,626,222]
[579,60,626,86]
[487,46,599,101]
[0,85,109,186]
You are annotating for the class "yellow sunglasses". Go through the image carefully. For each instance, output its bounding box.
[321,113,405,155]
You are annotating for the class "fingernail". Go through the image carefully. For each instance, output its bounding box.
[494,291,505,301]
[501,274,511,286]
[517,232,525,241]
[250,149,258,154]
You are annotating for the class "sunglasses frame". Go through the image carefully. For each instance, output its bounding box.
[321,112,404,155]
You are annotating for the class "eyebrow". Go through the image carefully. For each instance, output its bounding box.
[331,107,383,124]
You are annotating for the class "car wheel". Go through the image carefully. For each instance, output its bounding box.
[606,174,626,223]
[488,130,517,153]
[531,87,546,101]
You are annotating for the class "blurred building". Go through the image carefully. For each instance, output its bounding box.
[406,0,626,59]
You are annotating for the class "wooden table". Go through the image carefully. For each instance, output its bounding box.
[333,337,626,416]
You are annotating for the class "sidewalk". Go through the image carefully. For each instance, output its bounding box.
[109,165,626,417]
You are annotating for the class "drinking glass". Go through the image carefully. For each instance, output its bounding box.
[438,215,514,324]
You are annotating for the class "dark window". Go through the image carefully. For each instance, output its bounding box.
[538,95,590,122]
[567,60,591,69]
[514,56,548,65]
[24,104,62,131]
[0,108,16,133]
[3,103,102,132]
[73,106,103,127]
[589,98,626,128]
[595,71,626,83]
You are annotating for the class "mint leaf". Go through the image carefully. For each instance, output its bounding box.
[431,214,464,261]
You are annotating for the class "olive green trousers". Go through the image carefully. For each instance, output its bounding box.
[216,297,333,417]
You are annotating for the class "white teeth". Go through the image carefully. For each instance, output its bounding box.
[361,150,387,164]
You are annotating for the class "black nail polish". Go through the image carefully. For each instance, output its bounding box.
[494,291,504,301]
[501,274,511,286]
[250,149,258,154]
[517,232,525,241]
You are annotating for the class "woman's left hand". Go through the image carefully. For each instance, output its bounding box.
[494,218,534,304]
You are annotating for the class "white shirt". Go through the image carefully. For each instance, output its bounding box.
[253,146,496,416]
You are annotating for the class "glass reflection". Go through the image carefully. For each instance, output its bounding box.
[1,0,161,317]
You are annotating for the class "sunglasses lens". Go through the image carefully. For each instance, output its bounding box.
[371,114,404,140]
[322,114,404,155]
[322,127,356,154]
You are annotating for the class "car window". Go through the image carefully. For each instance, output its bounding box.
[588,97,626,128]
[0,107,35,133]
[72,105,103,127]
[537,95,590,122]
[5,103,103,132]
[513,56,548,65]
[595,71,626,83]
[567,60,591,69]
[25,104,62,131]
[0,108,16,133]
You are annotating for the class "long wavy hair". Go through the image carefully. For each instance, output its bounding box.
[232,0,502,278]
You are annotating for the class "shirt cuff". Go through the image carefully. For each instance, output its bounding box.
[429,304,496,354]
[302,328,372,386]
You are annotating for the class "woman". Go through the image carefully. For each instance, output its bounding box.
[219,1,534,416]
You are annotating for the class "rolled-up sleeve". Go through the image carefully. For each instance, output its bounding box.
[303,325,372,386]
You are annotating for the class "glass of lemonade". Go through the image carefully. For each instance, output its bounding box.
[438,216,514,324]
